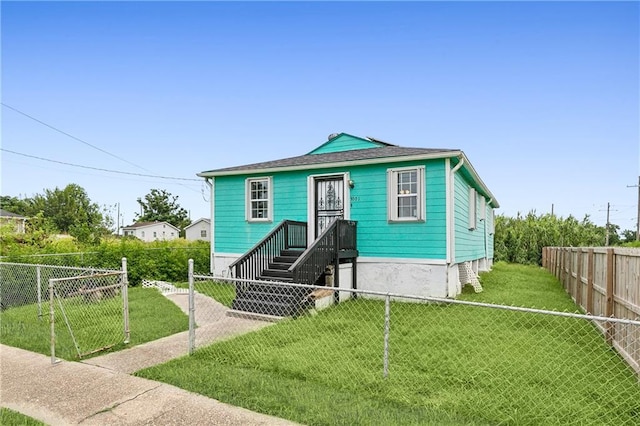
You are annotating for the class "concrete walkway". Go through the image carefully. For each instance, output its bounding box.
[0,290,296,425]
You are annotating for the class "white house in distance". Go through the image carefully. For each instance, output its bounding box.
[185,218,211,242]
[122,221,180,242]
[0,209,27,234]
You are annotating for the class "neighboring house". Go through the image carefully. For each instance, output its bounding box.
[121,221,180,242]
[0,209,27,234]
[185,218,211,242]
[198,133,499,314]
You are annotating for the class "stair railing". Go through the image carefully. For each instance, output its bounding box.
[289,220,357,285]
[229,220,307,280]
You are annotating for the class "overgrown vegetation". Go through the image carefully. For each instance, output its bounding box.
[137,264,640,425]
[1,287,188,360]
[0,238,209,286]
[494,211,637,265]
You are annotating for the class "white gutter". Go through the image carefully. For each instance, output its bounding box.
[448,156,465,265]
[205,177,214,274]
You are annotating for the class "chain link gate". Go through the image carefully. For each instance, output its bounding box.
[49,268,129,363]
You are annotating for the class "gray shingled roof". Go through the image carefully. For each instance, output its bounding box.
[0,209,26,219]
[122,221,179,230]
[199,146,458,175]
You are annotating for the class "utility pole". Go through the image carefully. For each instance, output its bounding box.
[551,203,554,217]
[116,202,120,236]
[605,202,611,246]
[628,176,640,241]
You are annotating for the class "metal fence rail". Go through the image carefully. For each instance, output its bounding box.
[185,262,640,424]
[1,260,129,363]
[1,262,120,312]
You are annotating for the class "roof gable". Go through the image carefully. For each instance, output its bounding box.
[185,218,210,230]
[307,133,391,155]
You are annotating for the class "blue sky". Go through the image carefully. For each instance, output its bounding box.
[2,1,639,232]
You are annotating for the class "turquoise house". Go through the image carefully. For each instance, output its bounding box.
[198,133,499,306]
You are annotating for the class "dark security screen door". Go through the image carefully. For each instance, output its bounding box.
[315,177,344,238]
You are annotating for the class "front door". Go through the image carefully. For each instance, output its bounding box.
[315,177,344,238]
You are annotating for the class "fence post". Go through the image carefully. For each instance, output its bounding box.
[188,259,195,355]
[586,249,594,314]
[575,248,583,308]
[383,294,390,379]
[49,278,56,365]
[122,258,130,344]
[564,248,570,290]
[605,248,615,343]
[37,266,42,321]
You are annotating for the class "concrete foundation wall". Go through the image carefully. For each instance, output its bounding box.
[213,254,492,300]
[356,259,449,299]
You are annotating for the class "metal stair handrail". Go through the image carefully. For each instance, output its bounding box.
[229,220,307,280]
[289,220,357,285]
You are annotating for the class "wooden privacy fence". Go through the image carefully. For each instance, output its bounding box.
[542,247,640,374]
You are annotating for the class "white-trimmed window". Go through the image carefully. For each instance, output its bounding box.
[246,177,272,222]
[200,229,207,238]
[468,188,477,230]
[387,166,425,222]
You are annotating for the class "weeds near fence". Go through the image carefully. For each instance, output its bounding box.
[1,287,188,360]
[138,264,640,425]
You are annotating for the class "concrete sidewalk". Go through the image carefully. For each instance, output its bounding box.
[0,344,298,425]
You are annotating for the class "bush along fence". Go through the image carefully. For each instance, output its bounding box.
[542,247,640,374]
[0,260,130,363]
[173,260,640,424]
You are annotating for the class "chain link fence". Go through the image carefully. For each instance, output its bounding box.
[1,261,129,363]
[184,263,640,424]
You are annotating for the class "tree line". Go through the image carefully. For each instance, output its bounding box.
[1,184,190,244]
[494,211,639,265]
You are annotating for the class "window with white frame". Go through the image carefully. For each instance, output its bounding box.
[200,229,207,238]
[387,166,425,222]
[246,177,272,221]
[468,188,477,230]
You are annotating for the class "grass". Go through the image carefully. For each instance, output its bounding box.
[175,280,235,308]
[137,262,640,425]
[0,407,45,425]
[1,287,188,360]
[459,262,582,311]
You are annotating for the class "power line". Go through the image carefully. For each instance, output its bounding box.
[1,148,200,181]
[2,102,150,171]
[2,102,203,194]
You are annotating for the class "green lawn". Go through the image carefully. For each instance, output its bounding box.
[137,263,640,425]
[1,287,188,360]
[0,408,45,425]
